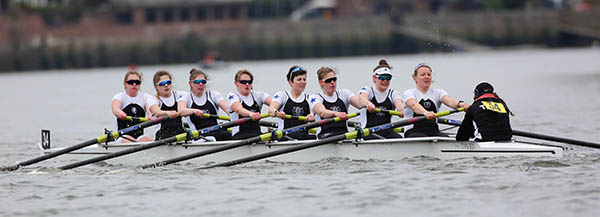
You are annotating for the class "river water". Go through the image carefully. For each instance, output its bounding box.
[1,48,600,216]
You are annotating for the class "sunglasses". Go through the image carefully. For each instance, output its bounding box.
[192,79,207,84]
[377,75,392,81]
[126,80,141,85]
[238,80,253,85]
[322,77,337,83]
[156,80,172,86]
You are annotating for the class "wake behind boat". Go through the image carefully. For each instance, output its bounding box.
[38,136,563,167]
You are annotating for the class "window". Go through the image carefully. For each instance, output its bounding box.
[145,8,157,23]
[163,8,174,22]
[180,8,190,21]
[116,11,133,24]
[229,5,240,19]
[196,7,206,21]
[214,6,224,20]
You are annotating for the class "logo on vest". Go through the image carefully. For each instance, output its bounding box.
[131,107,138,115]
[423,101,432,109]
[330,106,342,112]
[375,106,387,116]
[292,106,304,116]
[202,109,210,114]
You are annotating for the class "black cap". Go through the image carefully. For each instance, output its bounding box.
[474,82,494,98]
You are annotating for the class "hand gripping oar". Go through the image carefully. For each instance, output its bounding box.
[0,116,170,171]
[138,113,359,169]
[58,114,270,170]
[203,108,464,168]
[202,113,231,121]
[437,118,600,149]
[125,116,150,122]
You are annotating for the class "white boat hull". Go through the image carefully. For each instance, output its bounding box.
[38,137,563,167]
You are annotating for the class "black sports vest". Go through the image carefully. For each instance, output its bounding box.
[282,92,310,128]
[117,103,146,138]
[238,93,261,135]
[190,91,218,130]
[365,87,394,128]
[155,92,185,140]
[320,91,348,135]
[411,98,439,133]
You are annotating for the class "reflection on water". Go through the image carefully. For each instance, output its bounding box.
[1,48,600,217]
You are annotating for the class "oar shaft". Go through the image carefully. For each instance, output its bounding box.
[202,113,231,121]
[60,136,180,170]
[205,109,462,168]
[205,133,347,168]
[140,113,359,169]
[437,118,600,149]
[0,116,169,171]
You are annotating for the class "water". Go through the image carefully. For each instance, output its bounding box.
[1,48,600,216]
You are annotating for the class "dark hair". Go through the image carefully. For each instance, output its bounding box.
[189,68,208,81]
[123,71,142,83]
[316,67,335,80]
[234,69,253,82]
[413,63,432,77]
[373,59,392,72]
[153,70,172,98]
[287,65,307,81]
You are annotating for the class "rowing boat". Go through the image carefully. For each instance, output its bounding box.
[38,136,563,167]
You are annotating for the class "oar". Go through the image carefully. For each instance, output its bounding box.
[437,118,600,149]
[203,108,464,168]
[373,108,403,116]
[202,113,231,121]
[125,116,150,122]
[0,116,171,171]
[58,114,270,170]
[138,113,359,169]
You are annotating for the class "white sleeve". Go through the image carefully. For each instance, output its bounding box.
[256,91,270,104]
[226,93,240,112]
[436,89,449,102]
[272,91,288,104]
[308,94,322,110]
[143,93,158,107]
[358,86,369,95]
[146,96,159,107]
[390,89,402,102]
[210,90,225,104]
[178,92,191,108]
[403,89,416,101]
[112,92,124,102]
[339,89,356,107]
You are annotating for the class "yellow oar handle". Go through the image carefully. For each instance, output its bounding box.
[125,116,149,122]
[373,108,403,116]
[201,113,231,121]
[283,115,308,121]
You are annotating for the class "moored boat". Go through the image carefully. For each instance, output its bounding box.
[38,137,563,167]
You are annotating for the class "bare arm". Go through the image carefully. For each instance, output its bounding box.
[263,96,273,106]
[441,95,471,110]
[231,101,261,120]
[406,98,435,120]
[217,100,230,115]
[393,98,404,117]
[268,100,284,117]
[349,95,361,110]
[359,93,375,112]
[111,99,127,120]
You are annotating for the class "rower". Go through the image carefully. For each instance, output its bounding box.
[310,66,361,139]
[111,71,154,143]
[227,69,273,140]
[268,65,316,141]
[456,82,513,142]
[358,59,404,140]
[402,63,471,138]
[148,70,186,140]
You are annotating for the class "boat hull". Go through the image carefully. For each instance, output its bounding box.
[38,137,563,167]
